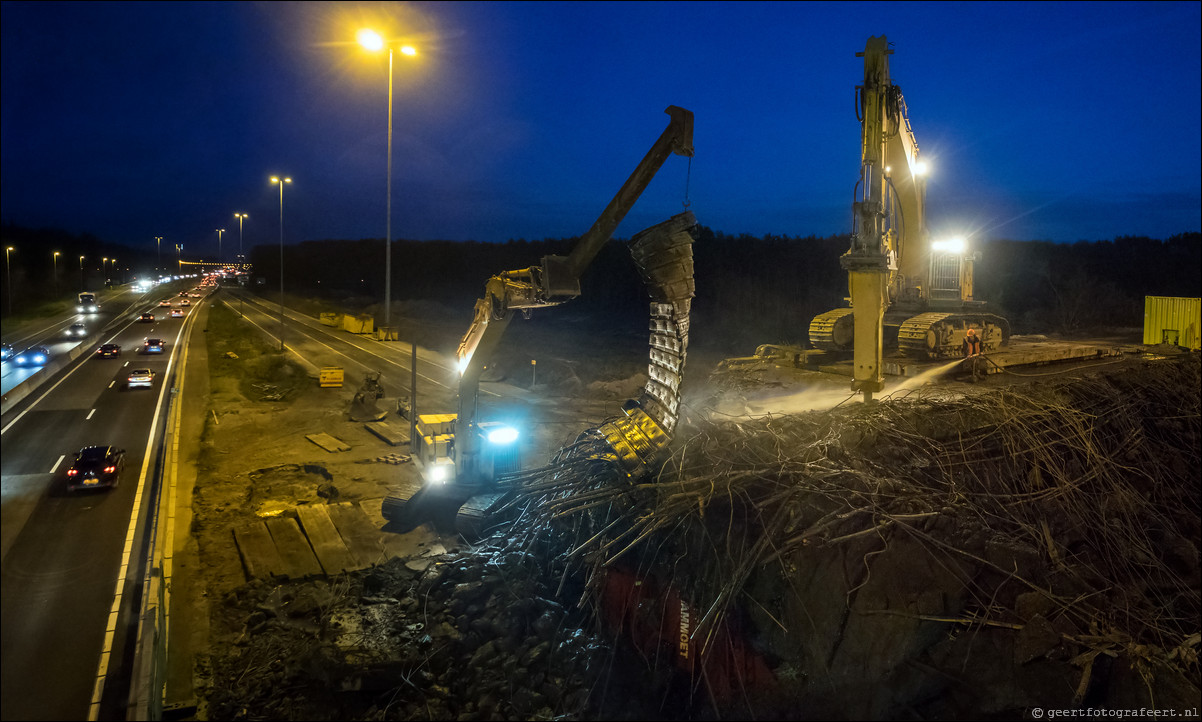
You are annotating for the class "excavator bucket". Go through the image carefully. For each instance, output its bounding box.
[348,372,387,422]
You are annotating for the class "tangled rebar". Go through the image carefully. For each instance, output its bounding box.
[485,354,1201,698]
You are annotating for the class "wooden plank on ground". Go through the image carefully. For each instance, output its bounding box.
[233,523,286,580]
[295,504,362,574]
[364,420,409,446]
[306,432,350,452]
[265,517,323,579]
[326,502,391,567]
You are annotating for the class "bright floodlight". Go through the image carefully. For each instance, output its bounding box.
[357,29,384,52]
[913,160,929,176]
[400,45,416,56]
[931,237,966,254]
[487,426,519,445]
[428,463,450,484]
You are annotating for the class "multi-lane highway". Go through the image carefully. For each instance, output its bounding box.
[1,280,203,720]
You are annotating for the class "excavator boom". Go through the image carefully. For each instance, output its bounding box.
[447,106,694,484]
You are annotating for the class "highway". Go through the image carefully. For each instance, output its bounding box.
[1,276,614,719]
[1,280,202,720]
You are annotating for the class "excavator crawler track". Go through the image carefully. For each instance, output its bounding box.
[897,312,1011,359]
[808,307,855,351]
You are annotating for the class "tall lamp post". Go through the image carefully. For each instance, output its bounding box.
[271,176,291,351]
[79,255,85,291]
[4,246,14,317]
[53,251,60,298]
[357,29,417,332]
[102,257,109,286]
[176,244,182,275]
[234,213,248,263]
[215,228,225,267]
[155,236,163,276]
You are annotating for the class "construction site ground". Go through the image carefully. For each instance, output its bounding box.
[167,295,1200,721]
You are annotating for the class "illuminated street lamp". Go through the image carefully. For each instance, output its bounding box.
[5,246,14,317]
[215,228,225,267]
[176,244,182,275]
[155,236,163,276]
[234,213,248,261]
[102,257,109,285]
[53,251,61,297]
[271,176,292,351]
[357,28,417,331]
[79,255,85,291]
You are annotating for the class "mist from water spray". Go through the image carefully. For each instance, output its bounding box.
[883,358,967,396]
[715,357,968,419]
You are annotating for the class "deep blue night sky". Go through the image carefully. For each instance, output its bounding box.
[2,1,1199,261]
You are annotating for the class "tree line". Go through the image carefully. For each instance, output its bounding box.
[3,222,1198,353]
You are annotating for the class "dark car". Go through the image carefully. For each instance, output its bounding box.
[66,445,125,490]
[96,343,122,358]
[138,312,155,323]
[13,346,51,367]
[67,322,88,338]
[143,338,165,354]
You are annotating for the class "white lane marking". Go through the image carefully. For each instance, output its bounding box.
[86,409,96,420]
[222,297,456,391]
[88,293,198,720]
[108,381,115,389]
[50,455,65,473]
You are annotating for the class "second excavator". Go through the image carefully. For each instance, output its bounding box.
[810,35,1009,399]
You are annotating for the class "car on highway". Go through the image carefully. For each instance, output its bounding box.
[13,346,51,367]
[66,322,88,338]
[65,445,125,491]
[96,343,122,358]
[179,299,191,307]
[158,300,173,307]
[138,312,155,323]
[143,338,165,354]
[170,307,184,318]
[127,368,155,388]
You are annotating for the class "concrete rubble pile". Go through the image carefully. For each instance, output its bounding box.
[485,352,1202,719]
[202,353,1200,721]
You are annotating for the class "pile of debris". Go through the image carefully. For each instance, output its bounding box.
[204,550,657,721]
[200,353,1200,720]
[490,352,1200,718]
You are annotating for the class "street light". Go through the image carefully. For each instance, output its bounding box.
[79,255,85,291]
[358,28,417,332]
[271,176,292,352]
[5,246,14,317]
[176,244,182,275]
[234,213,248,262]
[155,236,163,276]
[102,257,109,286]
[53,251,61,298]
[215,228,225,267]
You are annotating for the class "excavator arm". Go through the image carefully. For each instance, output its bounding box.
[451,105,694,483]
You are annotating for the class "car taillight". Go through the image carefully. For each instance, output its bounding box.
[104,465,116,473]
[67,469,78,476]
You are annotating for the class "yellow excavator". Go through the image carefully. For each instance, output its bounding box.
[810,36,1009,399]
